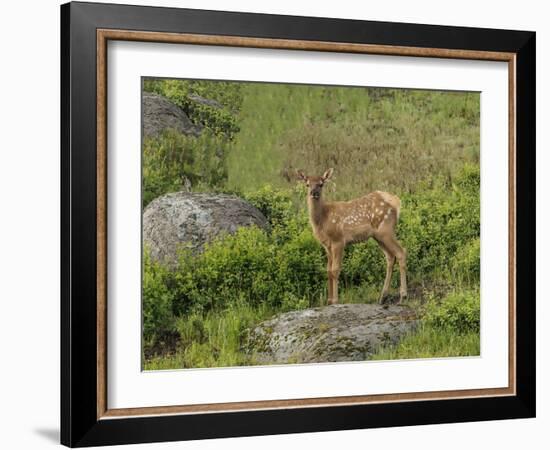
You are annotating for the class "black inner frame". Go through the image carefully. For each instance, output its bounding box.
[61,2,535,447]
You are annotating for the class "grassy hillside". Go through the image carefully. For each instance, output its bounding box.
[227,83,479,199]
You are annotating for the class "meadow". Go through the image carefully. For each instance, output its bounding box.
[142,79,480,369]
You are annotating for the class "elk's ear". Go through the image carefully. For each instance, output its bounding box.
[296,170,307,182]
[322,168,334,181]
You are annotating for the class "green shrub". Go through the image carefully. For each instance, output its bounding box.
[142,251,176,346]
[451,237,480,282]
[171,223,325,314]
[275,226,326,305]
[454,163,481,193]
[142,129,228,207]
[173,226,277,313]
[341,241,386,288]
[244,185,295,228]
[424,290,480,334]
[397,165,480,279]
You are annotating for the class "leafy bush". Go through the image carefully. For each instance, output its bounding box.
[142,251,176,347]
[142,129,228,207]
[155,165,480,319]
[274,225,326,305]
[451,237,480,282]
[340,241,386,287]
[397,165,480,279]
[143,78,242,139]
[171,223,325,315]
[244,185,295,228]
[424,290,480,334]
[454,163,481,193]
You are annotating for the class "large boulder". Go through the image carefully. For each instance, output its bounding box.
[143,192,269,265]
[142,92,202,138]
[245,304,418,364]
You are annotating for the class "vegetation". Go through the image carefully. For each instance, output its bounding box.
[226,84,479,199]
[145,302,275,370]
[372,289,480,360]
[142,129,229,207]
[143,78,243,138]
[141,78,481,369]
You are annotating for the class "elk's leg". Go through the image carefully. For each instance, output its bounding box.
[329,243,345,305]
[384,237,407,303]
[325,247,334,304]
[378,243,396,304]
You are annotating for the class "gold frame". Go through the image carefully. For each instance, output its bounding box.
[96,29,516,420]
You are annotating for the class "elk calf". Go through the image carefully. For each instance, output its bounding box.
[297,168,407,305]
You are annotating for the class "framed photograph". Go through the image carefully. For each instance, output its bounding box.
[61,1,535,447]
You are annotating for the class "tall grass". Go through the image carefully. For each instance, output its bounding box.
[144,302,274,369]
[371,325,480,360]
[228,84,479,199]
[373,289,480,360]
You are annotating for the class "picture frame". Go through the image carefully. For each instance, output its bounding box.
[60,1,535,447]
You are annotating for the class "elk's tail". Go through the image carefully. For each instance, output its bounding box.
[376,191,401,221]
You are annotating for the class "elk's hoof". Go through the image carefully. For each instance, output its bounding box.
[327,298,338,305]
[398,292,408,304]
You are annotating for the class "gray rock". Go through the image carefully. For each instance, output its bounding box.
[142,92,202,138]
[245,304,418,365]
[188,93,223,109]
[143,192,268,265]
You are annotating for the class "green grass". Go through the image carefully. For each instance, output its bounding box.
[372,288,480,360]
[371,324,480,360]
[144,302,274,370]
[335,282,381,305]
[227,84,479,200]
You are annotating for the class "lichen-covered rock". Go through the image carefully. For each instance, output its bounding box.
[245,304,418,364]
[142,92,202,138]
[143,192,268,265]
[187,93,223,109]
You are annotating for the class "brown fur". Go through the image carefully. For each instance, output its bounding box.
[297,168,407,305]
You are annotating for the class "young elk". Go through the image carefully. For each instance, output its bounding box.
[297,168,407,305]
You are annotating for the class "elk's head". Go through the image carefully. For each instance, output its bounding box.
[296,168,334,200]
